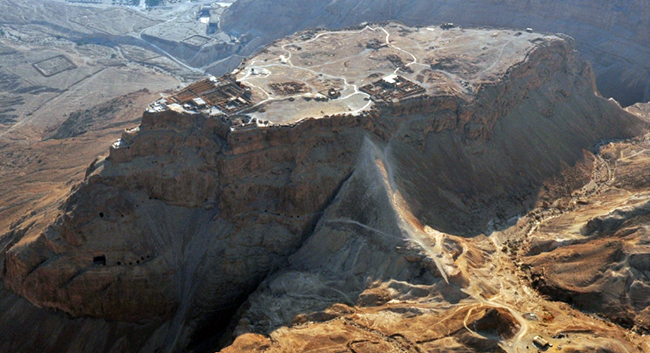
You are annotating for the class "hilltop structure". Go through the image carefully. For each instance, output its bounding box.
[3,23,648,353]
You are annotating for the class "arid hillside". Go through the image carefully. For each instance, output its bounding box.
[0,89,172,353]
[2,23,649,353]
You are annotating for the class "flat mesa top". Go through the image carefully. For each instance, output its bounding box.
[153,23,559,126]
[235,23,558,125]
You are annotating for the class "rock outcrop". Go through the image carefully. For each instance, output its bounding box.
[522,126,650,332]
[1,25,647,352]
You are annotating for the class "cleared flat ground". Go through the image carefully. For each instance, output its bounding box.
[237,23,555,124]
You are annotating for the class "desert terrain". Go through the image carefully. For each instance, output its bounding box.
[0,0,254,140]
[0,1,190,351]
[221,0,650,107]
[1,19,650,353]
[1,0,650,352]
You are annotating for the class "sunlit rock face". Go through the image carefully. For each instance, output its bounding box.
[2,23,648,352]
[222,0,650,106]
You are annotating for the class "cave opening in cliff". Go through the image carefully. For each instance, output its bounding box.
[93,255,107,266]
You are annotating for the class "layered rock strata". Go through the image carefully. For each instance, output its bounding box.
[1,25,647,352]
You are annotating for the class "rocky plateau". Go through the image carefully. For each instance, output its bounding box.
[221,0,650,107]
[1,22,650,353]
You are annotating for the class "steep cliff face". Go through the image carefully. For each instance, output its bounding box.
[221,0,650,106]
[1,27,647,352]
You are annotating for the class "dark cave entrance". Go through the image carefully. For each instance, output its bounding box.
[93,255,107,266]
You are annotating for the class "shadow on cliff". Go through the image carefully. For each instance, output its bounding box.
[214,86,649,349]
[392,88,649,237]
[2,30,650,353]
